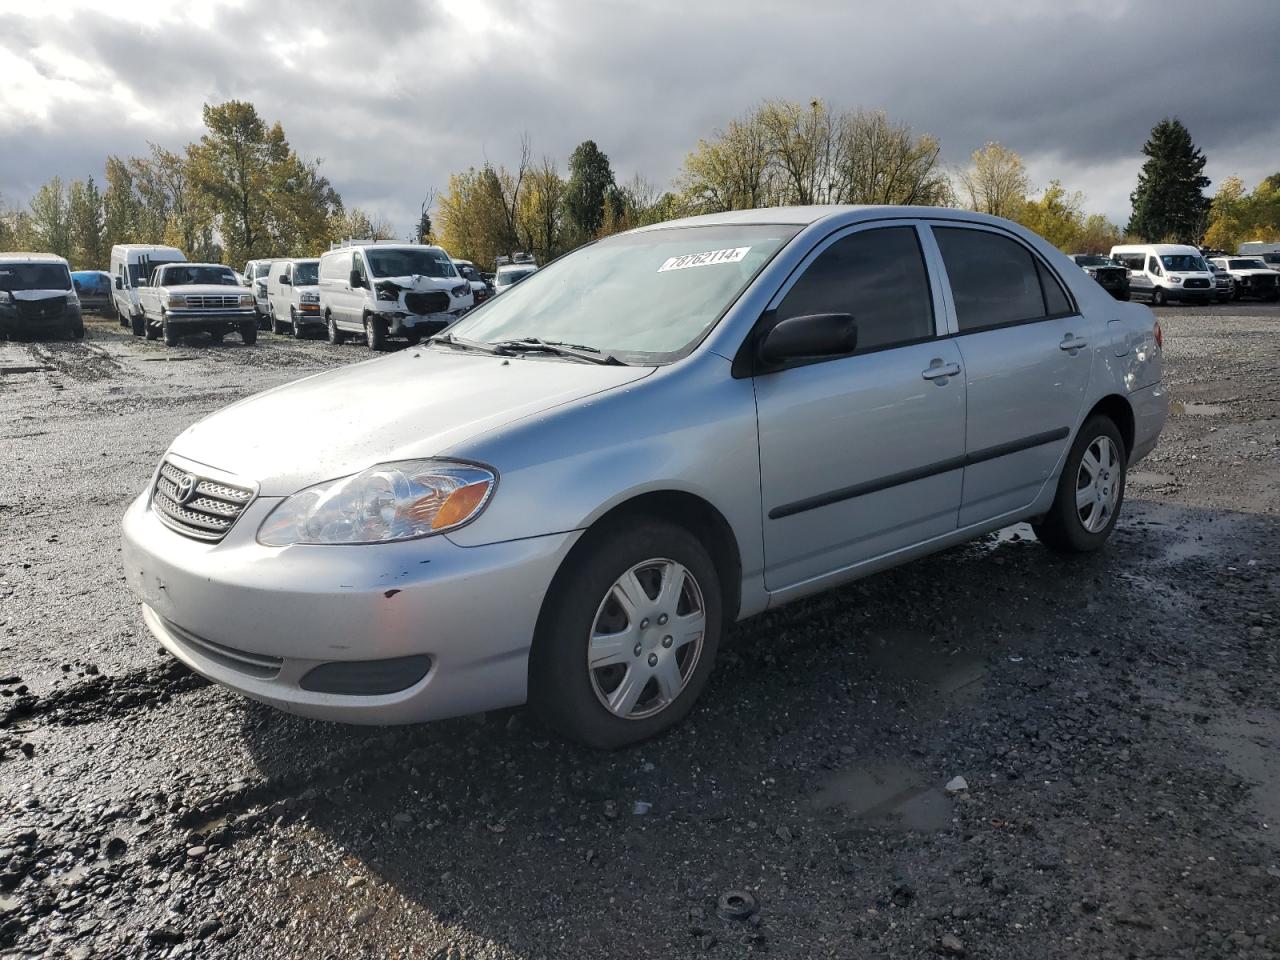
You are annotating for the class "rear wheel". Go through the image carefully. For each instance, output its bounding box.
[529,518,722,749]
[365,313,387,351]
[1151,287,1167,306]
[327,312,346,345]
[239,321,257,345]
[70,323,84,340]
[1032,415,1126,554]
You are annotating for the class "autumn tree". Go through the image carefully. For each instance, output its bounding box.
[330,206,396,243]
[1204,174,1280,252]
[518,156,568,262]
[959,142,1029,218]
[68,177,108,269]
[27,177,73,259]
[1127,118,1210,243]
[565,140,616,240]
[841,110,951,206]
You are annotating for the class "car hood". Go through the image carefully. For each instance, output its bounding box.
[375,274,458,291]
[9,288,73,301]
[166,284,251,297]
[1230,269,1276,278]
[168,348,655,495]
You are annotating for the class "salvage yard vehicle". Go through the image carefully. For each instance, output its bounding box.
[137,262,257,347]
[1209,256,1280,301]
[72,270,115,316]
[110,244,186,336]
[0,252,84,339]
[1205,260,1234,302]
[242,259,281,328]
[493,253,538,295]
[122,206,1166,748]
[1238,242,1280,271]
[266,258,322,337]
[317,241,473,350]
[452,258,493,308]
[1068,253,1130,300]
[1110,243,1214,306]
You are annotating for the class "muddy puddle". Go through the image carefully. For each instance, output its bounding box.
[813,762,952,832]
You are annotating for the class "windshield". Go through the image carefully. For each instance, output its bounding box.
[252,262,272,279]
[454,263,480,282]
[1073,255,1114,267]
[496,267,537,285]
[129,259,182,285]
[446,224,800,363]
[162,265,239,286]
[0,262,72,291]
[1160,254,1206,271]
[293,262,319,285]
[366,248,457,279]
[1229,258,1268,270]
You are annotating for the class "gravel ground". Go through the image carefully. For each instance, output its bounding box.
[2,306,1278,959]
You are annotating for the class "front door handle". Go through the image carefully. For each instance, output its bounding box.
[1060,335,1088,352]
[921,361,961,381]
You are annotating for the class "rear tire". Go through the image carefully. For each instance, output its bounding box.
[365,313,387,351]
[239,321,257,345]
[529,518,722,749]
[327,312,346,345]
[1032,415,1126,554]
[70,324,84,340]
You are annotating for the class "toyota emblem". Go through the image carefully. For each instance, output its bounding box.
[174,474,197,504]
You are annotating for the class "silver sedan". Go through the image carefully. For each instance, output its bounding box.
[121,206,1167,747]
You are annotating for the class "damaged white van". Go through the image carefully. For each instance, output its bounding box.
[317,242,473,349]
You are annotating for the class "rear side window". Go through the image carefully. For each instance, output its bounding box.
[1037,261,1072,315]
[319,252,350,281]
[934,227,1071,333]
[776,226,934,353]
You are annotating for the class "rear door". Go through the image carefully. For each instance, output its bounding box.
[754,222,966,591]
[928,223,1094,527]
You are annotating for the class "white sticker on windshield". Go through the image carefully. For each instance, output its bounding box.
[658,247,751,273]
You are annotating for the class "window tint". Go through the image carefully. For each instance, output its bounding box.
[1147,256,1162,276]
[1037,260,1072,315]
[934,227,1045,332]
[775,226,934,353]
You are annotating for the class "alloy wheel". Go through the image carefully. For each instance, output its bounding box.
[587,559,706,720]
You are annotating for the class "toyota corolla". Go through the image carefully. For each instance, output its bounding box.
[122,206,1166,748]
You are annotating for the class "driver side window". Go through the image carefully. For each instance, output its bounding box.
[354,254,368,285]
[1148,256,1162,277]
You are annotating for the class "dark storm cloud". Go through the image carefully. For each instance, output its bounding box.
[2,0,1278,230]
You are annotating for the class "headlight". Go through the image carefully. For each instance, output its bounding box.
[1085,268,1098,276]
[257,460,496,546]
[451,284,470,298]
[166,294,187,308]
[1168,277,1182,284]
[239,294,255,306]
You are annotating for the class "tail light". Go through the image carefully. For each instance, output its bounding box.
[1153,319,1163,349]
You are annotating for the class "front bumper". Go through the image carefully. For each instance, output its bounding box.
[0,303,81,335]
[384,311,458,337]
[121,491,579,724]
[164,308,256,328]
[1166,286,1212,302]
[295,304,324,327]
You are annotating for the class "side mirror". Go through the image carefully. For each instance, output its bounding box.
[114,277,123,289]
[280,275,291,286]
[758,313,858,366]
[73,279,82,291]
[349,269,363,289]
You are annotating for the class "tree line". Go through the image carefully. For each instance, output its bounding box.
[3,99,1276,273]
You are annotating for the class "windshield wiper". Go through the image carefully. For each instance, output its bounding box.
[431,332,515,356]
[489,338,626,366]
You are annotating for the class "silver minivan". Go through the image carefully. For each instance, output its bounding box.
[122,206,1167,748]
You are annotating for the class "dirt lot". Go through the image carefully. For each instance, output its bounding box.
[2,306,1278,959]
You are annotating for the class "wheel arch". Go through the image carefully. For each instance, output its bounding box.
[1085,393,1135,457]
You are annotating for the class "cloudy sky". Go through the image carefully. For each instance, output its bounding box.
[2,0,1277,235]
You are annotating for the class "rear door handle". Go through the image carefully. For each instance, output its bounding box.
[1059,335,1088,352]
[921,361,961,381]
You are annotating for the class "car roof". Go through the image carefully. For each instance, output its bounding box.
[0,251,70,264]
[629,204,1031,233]
[160,262,232,270]
[1110,243,1202,254]
[285,257,319,264]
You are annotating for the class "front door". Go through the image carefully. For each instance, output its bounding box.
[928,224,1094,527]
[754,223,967,592]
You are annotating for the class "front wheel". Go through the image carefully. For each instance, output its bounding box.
[1032,416,1126,553]
[130,312,145,337]
[162,316,178,347]
[292,308,306,339]
[70,324,84,340]
[365,314,387,351]
[1151,287,1167,307]
[270,307,284,335]
[239,321,257,345]
[529,518,722,749]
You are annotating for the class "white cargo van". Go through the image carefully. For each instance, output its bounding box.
[317,241,472,350]
[1108,244,1214,306]
[265,258,322,337]
[110,244,186,336]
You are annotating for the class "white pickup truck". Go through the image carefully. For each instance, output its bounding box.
[138,263,258,347]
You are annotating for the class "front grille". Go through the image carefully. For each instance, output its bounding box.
[183,295,243,310]
[404,291,450,315]
[1094,268,1126,284]
[161,615,282,679]
[152,460,254,542]
[1183,278,1210,289]
[17,296,66,320]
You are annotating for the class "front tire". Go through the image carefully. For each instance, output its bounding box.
[130,312,145,337]
[270,307,284,335]
[1032,415,1126,554]
[327,312,346,345]
[365,313,387,351]
[292,308,306,339]
[1151,287,1167,307]
[529,518,722,749]
[162,316,178,347]
[239,321,257,345]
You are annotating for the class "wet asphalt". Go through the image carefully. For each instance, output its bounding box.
[1,304,1278,959]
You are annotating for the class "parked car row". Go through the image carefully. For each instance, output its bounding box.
[1066,242,1280,306]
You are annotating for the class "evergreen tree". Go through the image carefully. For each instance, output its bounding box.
[565,140,615,240]
[1127,119,1211,243]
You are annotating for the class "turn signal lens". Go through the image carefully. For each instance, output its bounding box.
[431,481,491,530]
